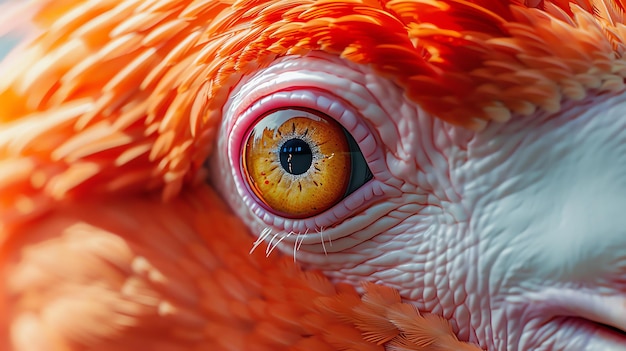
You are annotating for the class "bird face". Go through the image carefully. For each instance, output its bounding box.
[211,18,626,351]
[2,1,626,351]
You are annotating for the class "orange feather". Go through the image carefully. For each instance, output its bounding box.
[2,0,625,350]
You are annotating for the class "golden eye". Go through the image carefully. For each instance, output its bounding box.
[242,108,372,218]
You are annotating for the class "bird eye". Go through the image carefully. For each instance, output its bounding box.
[241,107,372,219]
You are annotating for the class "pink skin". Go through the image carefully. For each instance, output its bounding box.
[212,52,626,351]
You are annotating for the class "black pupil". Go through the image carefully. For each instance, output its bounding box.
[279,138,312,175]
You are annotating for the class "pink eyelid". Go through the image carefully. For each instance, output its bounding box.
[226,87,386,230]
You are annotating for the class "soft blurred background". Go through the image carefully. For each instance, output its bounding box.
[0,36,19,60]
[0,0,22,61]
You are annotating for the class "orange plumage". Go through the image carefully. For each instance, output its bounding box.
[1,0,624,350]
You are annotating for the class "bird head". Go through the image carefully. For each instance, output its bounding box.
[1,1,625,351]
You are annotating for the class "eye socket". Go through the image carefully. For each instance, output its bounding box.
[242,107,372,219]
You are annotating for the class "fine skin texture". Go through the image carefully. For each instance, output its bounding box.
[214,51,626,351]
[1,0,626,351]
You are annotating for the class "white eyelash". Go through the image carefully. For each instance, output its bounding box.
[293,228,309,262]
[250,226,334,258]
[318,226,328,256]
[266,230,291,257]
[265,230,282,256]
[250,227,314,261]
[250,227,272,254]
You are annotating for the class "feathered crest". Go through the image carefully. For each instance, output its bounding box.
[1,0,626,223]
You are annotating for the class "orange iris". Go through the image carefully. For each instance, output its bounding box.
[242,108,351,218]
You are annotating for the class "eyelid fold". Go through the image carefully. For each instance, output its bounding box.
[225,88,388,233]
[218,54,397,237]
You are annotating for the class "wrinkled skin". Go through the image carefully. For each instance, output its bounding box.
[2,1,626,351]
[212,53,626,351]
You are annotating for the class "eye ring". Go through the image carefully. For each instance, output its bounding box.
[225,87,388,233]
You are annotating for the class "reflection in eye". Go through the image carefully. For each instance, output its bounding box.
[242,108,372,218]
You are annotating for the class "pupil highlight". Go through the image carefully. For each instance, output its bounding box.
[279,138,312,175]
